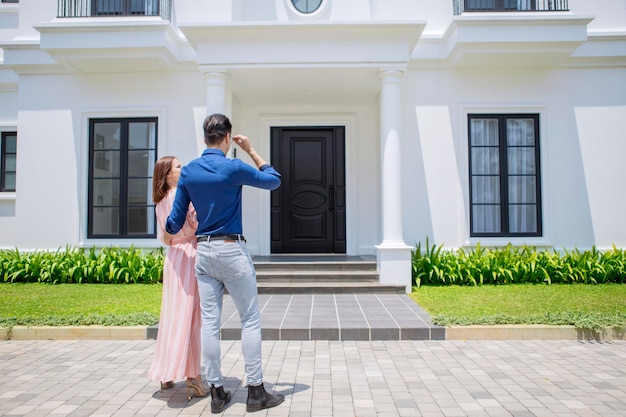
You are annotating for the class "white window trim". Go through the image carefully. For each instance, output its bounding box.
[459,104,552,248]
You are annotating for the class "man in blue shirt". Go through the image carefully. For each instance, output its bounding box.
[165,113,284,413]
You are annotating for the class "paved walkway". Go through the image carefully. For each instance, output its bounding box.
[216,294,444,341]
[1,339,625,417]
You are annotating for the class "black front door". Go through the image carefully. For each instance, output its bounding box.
[271,127,346,253]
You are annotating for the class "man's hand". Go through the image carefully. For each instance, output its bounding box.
[233,134,268,168]
[163,231,174,246]
[233,134,251,153]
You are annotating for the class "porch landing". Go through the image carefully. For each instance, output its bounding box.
[219,293,443,341]
[216,255,441,341]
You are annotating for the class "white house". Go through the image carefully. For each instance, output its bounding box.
[0,0,624,292]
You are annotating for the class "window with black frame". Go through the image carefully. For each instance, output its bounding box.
[88,118,157,238]
[468,114,542,237]
[1,132,16,192]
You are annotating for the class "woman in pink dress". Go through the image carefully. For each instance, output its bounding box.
[148,156,207,400]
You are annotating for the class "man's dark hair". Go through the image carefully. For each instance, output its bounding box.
[203,113,232,146]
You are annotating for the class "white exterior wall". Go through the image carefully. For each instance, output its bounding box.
[0,3,18,248]
[401,66,626,251]
[14,71,205,250]
[0,0,623,274]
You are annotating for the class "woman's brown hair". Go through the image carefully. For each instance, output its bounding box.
[152,156,176,204]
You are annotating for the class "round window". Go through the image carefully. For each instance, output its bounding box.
[291,0,323,14]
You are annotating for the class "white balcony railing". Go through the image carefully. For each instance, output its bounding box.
[57,0,171,20]
[454,0,569,15]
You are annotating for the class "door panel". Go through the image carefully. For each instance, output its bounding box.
[271,127,346,253]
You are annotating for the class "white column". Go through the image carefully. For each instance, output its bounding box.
[203,71,229,116]
[376,69,412,293]
[202,71,234,157]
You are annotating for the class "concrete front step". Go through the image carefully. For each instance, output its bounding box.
[256,282,406,294]
[255,261,377,272]
[251,257,397,293]
[256,270,380,282]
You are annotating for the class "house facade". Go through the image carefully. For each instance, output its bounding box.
[0,0,624,292]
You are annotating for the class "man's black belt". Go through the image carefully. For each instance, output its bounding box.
[197,234,246,243]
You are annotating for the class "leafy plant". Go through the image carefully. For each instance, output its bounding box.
[0,246,164,284]
[411,239,626,287]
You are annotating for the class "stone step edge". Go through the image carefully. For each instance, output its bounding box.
[2,325,624,341]
[256,271,379,276]
[255,264,377,271]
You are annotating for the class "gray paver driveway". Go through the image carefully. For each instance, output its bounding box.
[1,340,625,416]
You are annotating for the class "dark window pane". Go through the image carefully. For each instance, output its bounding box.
[472,205,501,233]
[509,205,537,233]
[129,121,156,149]
[94,124,121,149]
[128,178,151,205]
[4,172,15,190]
[128,150,155,177]
[128,206,154,234]
[470,119,499,146]
[471,148,500,175]
[144,0,159,15]
[95,0,123,14]
[472,176,500,204]
[92,207,120,235]
[504,0,518,10]
[93,150,119,176]
[508,176,536,204]
[507,119,535,146]
[516,0,534,10]
[4,154,15,171]
[92,179,120,206]
[4,135,16,153]
[507,148,536,175]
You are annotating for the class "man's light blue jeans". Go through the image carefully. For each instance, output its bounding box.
[195,240,263,387]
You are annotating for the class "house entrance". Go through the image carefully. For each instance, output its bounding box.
[270,127,346,253]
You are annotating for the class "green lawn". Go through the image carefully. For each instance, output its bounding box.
[411,283,626,329]
[1,282,625,329]
[412,283,626,316]
[0,283,162,326]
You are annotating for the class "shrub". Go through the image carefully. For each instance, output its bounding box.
[0,246,164,284]
[412,240,626,287]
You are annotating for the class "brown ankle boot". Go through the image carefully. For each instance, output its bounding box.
[210,385,232,414]
[246,383,285,412]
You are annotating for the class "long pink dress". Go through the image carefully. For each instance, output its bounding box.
[148,188,201,382]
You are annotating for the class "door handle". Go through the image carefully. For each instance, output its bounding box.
[328,185,334,212]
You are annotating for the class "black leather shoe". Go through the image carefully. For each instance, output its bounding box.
[210,385,232,414]
[246,383,285,412]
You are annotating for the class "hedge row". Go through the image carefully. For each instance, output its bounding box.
[0,246,164,284]
[2,242,625,286]
[412,240,626,287]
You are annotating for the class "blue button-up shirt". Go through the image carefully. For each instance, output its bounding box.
[165,148,281,236]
